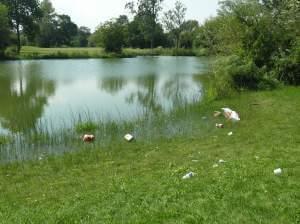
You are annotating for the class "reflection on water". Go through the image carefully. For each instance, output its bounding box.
[0,61,55,133]
[0,57,209,134]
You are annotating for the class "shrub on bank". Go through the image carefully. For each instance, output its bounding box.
[209,55,281,98]
[272,40,300,86]
[4,46,18,59]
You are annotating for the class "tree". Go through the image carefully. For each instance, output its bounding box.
[163,0,186,49]
[55,14,78,46]
[179,20,199,48]
[164,0,186,43]
[0,3,10,56]
[0,0,41,52]
[116,15,129,47]
[76,26,91,47]
[127,18,147,48]
[126,0,164,49]
[95,20,125,53]
[36,0,56,47]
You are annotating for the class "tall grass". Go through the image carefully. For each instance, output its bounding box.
[0,98,210,163]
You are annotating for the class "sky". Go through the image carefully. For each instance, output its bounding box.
[50,0,220,31]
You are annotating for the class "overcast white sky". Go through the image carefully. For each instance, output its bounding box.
[50,0,220,31]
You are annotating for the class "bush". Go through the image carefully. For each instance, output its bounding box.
[4,46,18,58]
[229,58,261,89]
[272,40,300,85]
[210,55,280,98]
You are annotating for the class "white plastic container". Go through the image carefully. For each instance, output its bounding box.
[182,172,196,179]
[216,123,224,128]
[274,168,282,175]
[124,134,134,142]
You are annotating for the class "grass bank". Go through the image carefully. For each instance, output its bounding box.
[14,46,202,59]
[0,87,299,223]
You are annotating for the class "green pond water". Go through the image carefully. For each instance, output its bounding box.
[0,56,211,162]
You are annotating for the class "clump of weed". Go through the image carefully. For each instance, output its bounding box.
[0,135,12,145]
[75,121,98,133]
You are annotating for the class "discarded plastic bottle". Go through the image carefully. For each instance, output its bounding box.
[182,172,196,179]
[274,168,282,175]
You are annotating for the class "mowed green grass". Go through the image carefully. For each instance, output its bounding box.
[20,46,109,59]
[0,87,299,223]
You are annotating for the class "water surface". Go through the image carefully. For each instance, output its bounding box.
[0,56,210,134]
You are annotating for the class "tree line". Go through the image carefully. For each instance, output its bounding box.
[0,0,91,55]
[0,0,201,55]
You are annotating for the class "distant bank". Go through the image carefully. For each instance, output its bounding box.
[3,46,208,60]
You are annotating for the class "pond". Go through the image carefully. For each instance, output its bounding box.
[0,56,211,162]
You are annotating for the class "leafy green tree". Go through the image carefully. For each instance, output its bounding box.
[179,20,198,48]
[36,0,56,47]
[0,3,10,57]
[96,20,125,53]
[127,18,147,48]
[163,0,186,49]
[88,27,103,47]
[73,26,91,47]
[55,14,78,46]
[126,0,164,49]
[116,15,129,47]
[0,0,41,52]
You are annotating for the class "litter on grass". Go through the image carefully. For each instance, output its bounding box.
[228,132,233,136]
[221,108,240,122]
[274,168,282,175]
[82,134,95,143]
[124,134,134,142]
[218,159,226,163]
[213,164,219,168]
[214,111,222,117]
[182,172,196,179]
[216,123,224,128]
